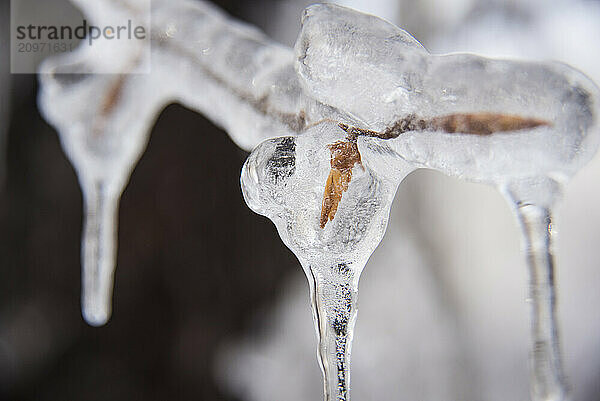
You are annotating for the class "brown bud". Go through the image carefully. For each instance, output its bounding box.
[429,112,551,135]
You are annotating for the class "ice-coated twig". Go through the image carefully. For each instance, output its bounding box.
[322,113,550,228]
[38,0,336,325]
[339,113,551,140]
[243,4,598,401]
[39,1,600,401]
[242,121,414,401]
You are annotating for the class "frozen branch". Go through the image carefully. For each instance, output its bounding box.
[37,2,600,401]
[242,4,600,401]
[38,0,339,326]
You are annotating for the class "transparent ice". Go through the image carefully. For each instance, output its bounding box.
[36,1,600,400]
[241,4,600,401]
[37,0,334,326]
[242,121,412,400]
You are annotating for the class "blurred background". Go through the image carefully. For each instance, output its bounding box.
[1,0,599,400]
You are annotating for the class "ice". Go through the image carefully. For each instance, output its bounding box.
[37,0,600,400]
[38,0,335,325]
[241,121,413,401]
[38,39,162,326]
[38,70,163,327]
[150,0,333,149]
[217,218,480,401]
[239,4,600,400]
[296,4,600,185]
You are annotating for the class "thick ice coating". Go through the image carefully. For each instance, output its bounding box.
[239,4,600,401]
[242,121,413,401]
[38,22,161,326]
[242,121,410,263]
[38,0,335,326]
[38,0,600,400]
[288,5,600,401]
[295,3,600,191]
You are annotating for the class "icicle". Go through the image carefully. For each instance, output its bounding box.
[35,0,155,326]
[279,4,600,400]
[501,177,568,401]
[307,260,359,401]
[80,179,120,326]
[38,61,162,325]
[37,42,165,326]
[242,121,413,400]
[37,0,335,325]
[38,1,600,399]
[517,205,566,401]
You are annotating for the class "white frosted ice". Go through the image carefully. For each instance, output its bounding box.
[37,1,600,400]
[242,121,413,400]
[239,4,600,401]
[150,0,331,149]
[296,4,600,189]
[38,29,163,326]
[38,0,334,325]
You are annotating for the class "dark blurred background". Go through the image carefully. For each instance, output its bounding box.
[0,1,302,400]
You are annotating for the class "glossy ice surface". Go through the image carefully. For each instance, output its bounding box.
[38,1,600,400]
[241,4,600,401]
